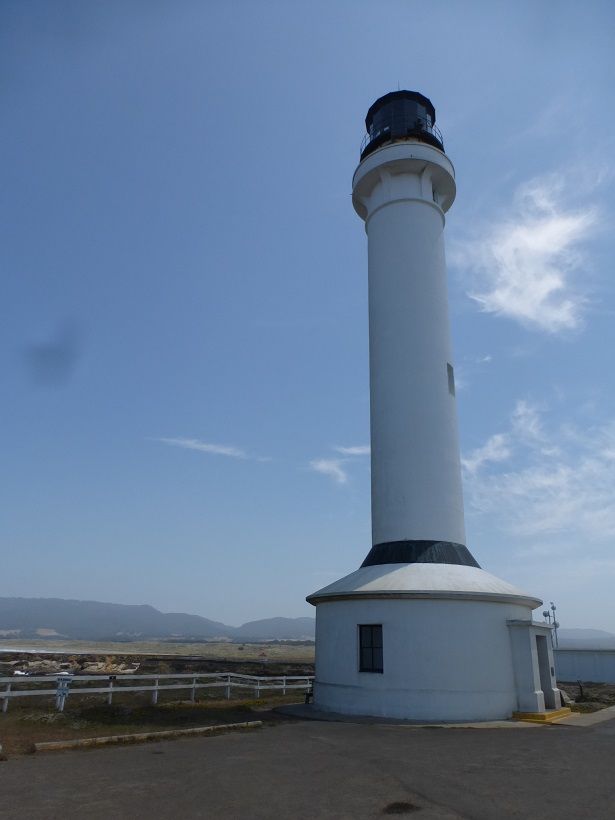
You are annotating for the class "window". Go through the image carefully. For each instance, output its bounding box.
[447,363,455,396]
[359,624,383,673]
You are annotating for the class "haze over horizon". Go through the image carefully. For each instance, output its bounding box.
[2,2,615,629]
[2,594,615,644]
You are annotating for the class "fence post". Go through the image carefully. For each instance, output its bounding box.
[107,677,114,705]
[226,673,231,700]
[152,678,159,705]
[255,678,260,699]
[282,676,286,695]
[190,675,196,703]
[56,676,72,712]
[2,682,11,713]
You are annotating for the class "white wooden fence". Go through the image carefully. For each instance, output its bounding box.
[0,672,314,713]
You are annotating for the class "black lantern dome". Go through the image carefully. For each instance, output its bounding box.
[360,90,444,160]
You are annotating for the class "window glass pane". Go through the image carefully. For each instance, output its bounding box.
[361,648,372,670]
[372,648,383,671]
[372,626,383,648]
[360,625,371,648]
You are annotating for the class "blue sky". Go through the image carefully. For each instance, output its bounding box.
[2,1,615,629]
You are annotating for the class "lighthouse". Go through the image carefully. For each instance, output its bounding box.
[307,91,561,722]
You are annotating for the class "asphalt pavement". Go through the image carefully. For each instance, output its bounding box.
[1,711,615,819]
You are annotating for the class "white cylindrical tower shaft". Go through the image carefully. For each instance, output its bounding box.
[352,93,477,569]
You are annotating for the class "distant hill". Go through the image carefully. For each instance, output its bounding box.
[0,597,231,641]
[0,597,315,642]
[235,617,315,640]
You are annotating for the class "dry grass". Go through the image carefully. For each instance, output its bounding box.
[0,689,299,757]
[0,639,315,662]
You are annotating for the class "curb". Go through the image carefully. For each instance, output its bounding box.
[34,720,262,752]
[276,703,615,728]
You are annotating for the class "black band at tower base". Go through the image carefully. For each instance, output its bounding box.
[361,540,480,569]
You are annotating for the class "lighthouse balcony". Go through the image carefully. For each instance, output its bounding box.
[360,117,444,160]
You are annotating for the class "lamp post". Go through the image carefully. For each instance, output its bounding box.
[550,602,559,648]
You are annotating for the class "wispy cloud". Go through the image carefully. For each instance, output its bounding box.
[462,402,615,542]
[156,438,248,459]
[455,355,492,392]
[309,458,348,485]
[510,400,560,456]
[453,174,597,333]
[461,433,511,475]
[333,445,370,456]
[309,444,370,484]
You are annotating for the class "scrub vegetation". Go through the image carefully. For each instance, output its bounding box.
[560,681,615,713]
[0,646,313,757]
[0,689,299,757]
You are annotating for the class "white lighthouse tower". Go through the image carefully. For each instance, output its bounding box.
[308,91,561,722]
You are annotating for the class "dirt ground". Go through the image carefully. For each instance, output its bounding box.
[558,680,615,711]
[0,690,299,756]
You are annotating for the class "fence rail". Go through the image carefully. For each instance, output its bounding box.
[0,672,314,713]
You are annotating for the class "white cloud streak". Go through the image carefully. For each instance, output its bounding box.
[309,458,348,485]
[310,444,370,484]
[461,433,511,475]
[156,438,248,459]
[333,445,371,456]
[511,400,543,441]
[453,174,597,333]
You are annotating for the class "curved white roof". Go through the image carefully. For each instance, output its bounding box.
[307,563,541,608]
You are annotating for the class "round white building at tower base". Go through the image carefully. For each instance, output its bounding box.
[308,565,559,722]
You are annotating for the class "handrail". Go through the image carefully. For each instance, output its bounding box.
[360,117,444,157]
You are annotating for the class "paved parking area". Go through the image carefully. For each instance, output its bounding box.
[2,713,615,819]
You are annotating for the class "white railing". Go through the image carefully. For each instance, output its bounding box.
[0,672,314,713]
